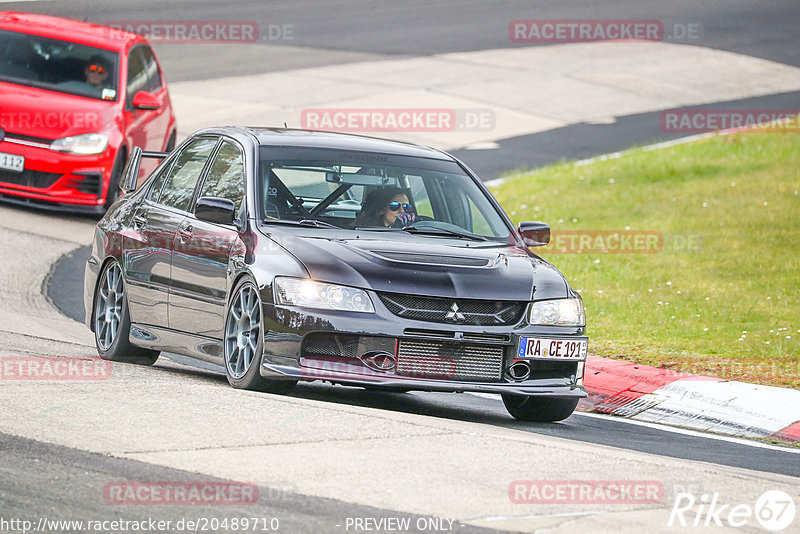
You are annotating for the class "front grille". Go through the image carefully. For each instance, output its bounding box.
[5,131,55,144]
[396,339,504,382]
[0,169,61,189]
[372,251,490,267]
[380,293,526,326]
[302,333,359,358]
[403,328,510,344]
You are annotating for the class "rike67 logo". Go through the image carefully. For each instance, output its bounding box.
[669,490,796,531]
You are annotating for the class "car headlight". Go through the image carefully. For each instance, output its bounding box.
[50,133,109,155]
[274,277,375,313]
[529,297,585,326]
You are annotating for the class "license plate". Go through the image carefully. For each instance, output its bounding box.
[0,151,24,173]
[517,337,587,359]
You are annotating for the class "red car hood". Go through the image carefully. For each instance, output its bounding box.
[0,81,118,140]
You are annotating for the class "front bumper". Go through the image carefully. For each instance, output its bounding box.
[259,297,588,397]
[262,362,585,396]
[0,139,114,211]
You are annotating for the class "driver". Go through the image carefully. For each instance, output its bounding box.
[84,55,111,89]
[356,186,416,227]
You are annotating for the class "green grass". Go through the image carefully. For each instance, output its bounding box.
[491,132,800,388]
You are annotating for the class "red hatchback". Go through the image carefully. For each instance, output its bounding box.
[0,12,177,214]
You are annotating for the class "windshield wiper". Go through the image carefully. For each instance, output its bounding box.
[262,218,340,229]
[299,219,340,228]
[400,224,487,241]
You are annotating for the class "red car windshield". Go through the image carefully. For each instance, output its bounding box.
[0,29,119,101]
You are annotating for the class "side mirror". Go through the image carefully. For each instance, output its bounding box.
[120,146,142,193]
[518,221,550,247]
[195,196,237,225]
[132,91,160,110]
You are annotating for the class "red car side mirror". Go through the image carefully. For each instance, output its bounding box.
[132,91,160,110]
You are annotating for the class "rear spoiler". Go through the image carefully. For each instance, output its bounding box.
[121,147,169,193]
[141,150,169,159]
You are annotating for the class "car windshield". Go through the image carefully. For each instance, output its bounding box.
[258,147,511,240]
[0,29,119,101]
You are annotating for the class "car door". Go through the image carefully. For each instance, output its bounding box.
[168,139,246,338]
[124,157,177,328]
[124,136,219,328]
[123,46,149,152]
[123,45,169,176]
[136,45,170,150]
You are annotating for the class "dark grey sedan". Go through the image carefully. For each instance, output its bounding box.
[84,127,587,421]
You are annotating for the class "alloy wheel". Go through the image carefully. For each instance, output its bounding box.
[95,262,124,351]
[224,284,262,379]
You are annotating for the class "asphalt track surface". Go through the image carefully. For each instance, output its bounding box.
[46,243,800,479]
[12,0,800,179]
[0,432,497,533]
[15,0,800,69]
[3,1,799,531]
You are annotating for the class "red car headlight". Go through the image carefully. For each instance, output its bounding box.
[50,133,109,155]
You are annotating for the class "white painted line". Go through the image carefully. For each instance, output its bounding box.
[574,132,718,167]
[466,511,603,522]
[463,141,500,150]
[629,379,800,437]
[465,392,800,453]
[486,114,799,186]
[573,412,800,454]
[484,131,717,187]
[484,177,505,187]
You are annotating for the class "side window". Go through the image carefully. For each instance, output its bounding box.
[405,174,434,218]
[198,141,245,209]
[468,198,492,235]
[159,137,218,212]
[126,47,147,107]
[139,46,163,92]
[145,158,174,202]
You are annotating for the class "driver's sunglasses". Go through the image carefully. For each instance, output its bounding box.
[387,202,413,212]
[88,64,106,73]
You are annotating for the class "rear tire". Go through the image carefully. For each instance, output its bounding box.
[93,259,160,365]
[501,394,578,422]
[223,278,297,394]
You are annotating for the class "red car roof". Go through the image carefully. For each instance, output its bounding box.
[0,11,144,51]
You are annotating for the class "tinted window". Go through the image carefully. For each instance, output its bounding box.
[145,159,174,202]
[139,46,162,92]
[406,174,433,218]
[0,29,119,101]
[258,150,510,239]
[126,47,147,107]
[198,141,245,209]
[159,137,218,211]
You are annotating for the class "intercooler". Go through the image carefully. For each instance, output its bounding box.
[396,339,504,382]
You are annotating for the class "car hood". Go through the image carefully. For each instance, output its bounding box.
[0,81,117,139]
[264,230,569,301]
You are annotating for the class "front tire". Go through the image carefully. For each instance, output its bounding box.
[93,260,160,365]
[501,394,578,422]
[223,278,297,394]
